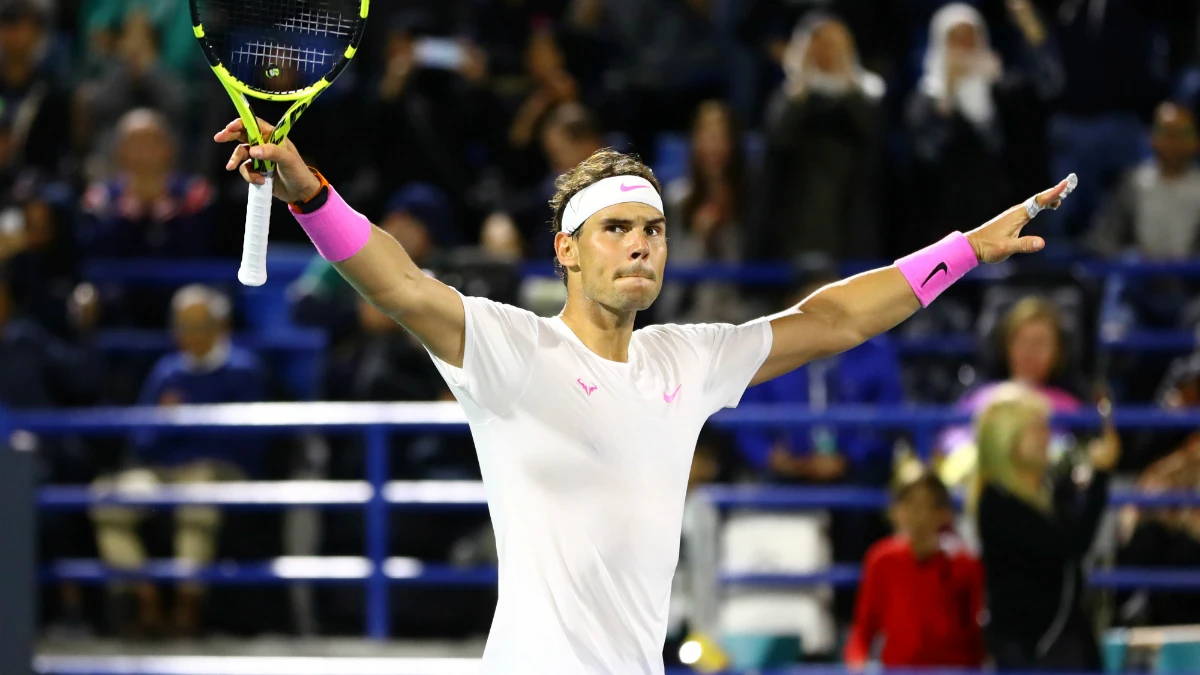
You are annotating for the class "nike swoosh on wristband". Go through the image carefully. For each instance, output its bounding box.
[620,183,649,192]
[921,261,949,287]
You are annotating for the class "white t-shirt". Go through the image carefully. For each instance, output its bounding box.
[428,294,773,674]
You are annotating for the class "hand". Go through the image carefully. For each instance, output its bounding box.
[1088,424,1121,472]
[214,118,322,203]
[965,176,1076,263]
[1007,0,1047,46]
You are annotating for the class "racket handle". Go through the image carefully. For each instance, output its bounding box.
[238,171,274,287]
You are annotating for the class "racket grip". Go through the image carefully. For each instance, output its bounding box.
[238,171,274,287]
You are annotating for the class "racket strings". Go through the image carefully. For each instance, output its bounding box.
[195,0,362,92]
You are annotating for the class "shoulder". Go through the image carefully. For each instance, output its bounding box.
[864,536,907,566]
[148,353,188,380]
[225,345,265,372]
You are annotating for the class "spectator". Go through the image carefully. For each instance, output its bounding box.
[504,24,581,186]
[938,296,1082,488]
[1042,0,1198,236]
[90,285,266,638]
[1090,102,1200,259]
[75,10,189,181]
[1116,448,1200,627]
[974,383,1119,671]
[0,0,70,176]
[751,14,886,262]
[568,0,725,152]
[658,101,754,324]
[365,13,502,221]
[80,0,202,79]
[503,102,604,250]
[290,183,455,345]
[904,2,1062,254]
[77,108,214,259]
[845,472,985,669]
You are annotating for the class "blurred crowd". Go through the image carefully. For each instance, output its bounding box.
[4,0,1200,667]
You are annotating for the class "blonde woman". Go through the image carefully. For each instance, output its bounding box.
[974,384,1119,670]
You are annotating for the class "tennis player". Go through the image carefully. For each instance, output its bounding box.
[217,117,1076,674]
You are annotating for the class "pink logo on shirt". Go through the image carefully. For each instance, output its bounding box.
[663,385,681,403]
[577,378,597,396]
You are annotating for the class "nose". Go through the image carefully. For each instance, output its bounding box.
[628,230,650,260]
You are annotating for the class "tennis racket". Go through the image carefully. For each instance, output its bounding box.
[189,0,369,286]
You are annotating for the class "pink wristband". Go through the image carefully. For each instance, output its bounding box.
[895,232,979,307]
[290,185,372,262]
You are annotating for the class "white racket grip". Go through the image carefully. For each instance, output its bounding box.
[238,171,274,287]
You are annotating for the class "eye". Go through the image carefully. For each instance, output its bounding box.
[646,226,662,237]
[606,223,627,233]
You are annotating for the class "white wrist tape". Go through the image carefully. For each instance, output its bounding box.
[1025,172,1078,219]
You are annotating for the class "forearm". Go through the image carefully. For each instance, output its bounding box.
[795,267,921,354]
[332,226,429,317]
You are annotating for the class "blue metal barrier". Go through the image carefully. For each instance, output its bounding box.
[14,402,1200,642]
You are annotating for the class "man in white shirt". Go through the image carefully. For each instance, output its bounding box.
[215,116,1074,674]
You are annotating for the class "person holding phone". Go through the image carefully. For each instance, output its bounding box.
[973,384,1119,670]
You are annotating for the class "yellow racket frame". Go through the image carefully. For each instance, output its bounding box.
[191,1,369,172]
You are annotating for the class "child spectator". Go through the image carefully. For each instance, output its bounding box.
[845,471,985,669]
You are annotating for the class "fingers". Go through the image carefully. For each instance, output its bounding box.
[1037,173,1078,210]
[238,160,269,186]
[1015,235,1045,254]
[213,117,277,144]
[226,144,250,171]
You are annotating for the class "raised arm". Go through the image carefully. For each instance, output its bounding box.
[217,118,466,367]
[751,176,1077,386]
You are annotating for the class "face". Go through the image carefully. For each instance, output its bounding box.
[807,21,854,74]
[1007,318,1058,385]
[1152,103,1198,167]
[894,485,950,544]
[692,107,733,176]
[117,119,175,176]
[542,125,597,175]
[382,212,433,264]
[557,202,667,312]
[1012,413,1051,472]
[172,301,227,359]
[0,11,41,63]
[946,22,980,53]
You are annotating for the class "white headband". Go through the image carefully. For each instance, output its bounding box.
[561,175,664,235]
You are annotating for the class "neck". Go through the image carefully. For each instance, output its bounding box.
[1159,159,1189,180]
[1012,466,1044,497]
[1,57,33,87]
[559,294,636,363]
[127,173,168,201]
[908,534,940,560]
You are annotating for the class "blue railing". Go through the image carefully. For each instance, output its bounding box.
[10,402,1200,642]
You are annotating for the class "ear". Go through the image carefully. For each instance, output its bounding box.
[555,230,578,271]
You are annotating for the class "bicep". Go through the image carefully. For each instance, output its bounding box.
[752,310,845,386]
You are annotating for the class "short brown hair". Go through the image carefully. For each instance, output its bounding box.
[894,471,953,511]
[1001,296,1066,375]
[547,149,661,281]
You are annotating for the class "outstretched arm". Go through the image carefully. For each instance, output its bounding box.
[751,176,1077,386]
[216,118,467,367]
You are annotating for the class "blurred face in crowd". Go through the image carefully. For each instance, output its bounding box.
[691,104,733,178]
[116,110,175,178]
[382,211,433,266]
[1012,410,1051,473]
[563,203,667,313]
[542,124,600,175]
[806,20,855,74]
[1007,317,1059,386]
[894,484,951,552]
[172,299,228,360]
[1152,103,1198,173]
[0,7,42,65]
[946,21,981,54]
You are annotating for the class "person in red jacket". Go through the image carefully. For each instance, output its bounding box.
[844,471,985,669]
